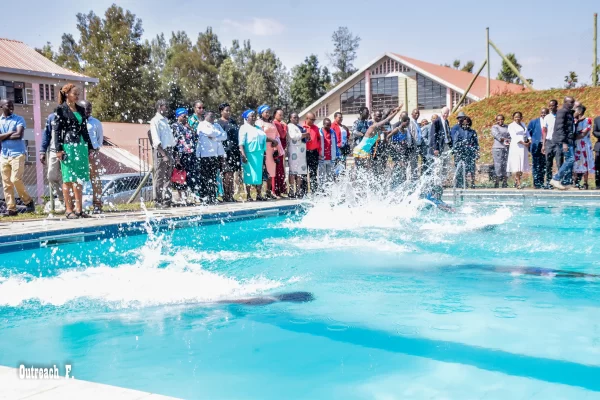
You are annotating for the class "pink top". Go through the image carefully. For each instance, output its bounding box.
[257,119,284,178]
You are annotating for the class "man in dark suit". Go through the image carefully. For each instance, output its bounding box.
[593,116,600,189]
[428,106,452,180]
[549,97,575,190]
[527,108,548,188]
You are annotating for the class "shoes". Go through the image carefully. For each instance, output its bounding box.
[550,179,566,190]
[2,210,18,217]
[92,207,103,214]
[24,201,35,213]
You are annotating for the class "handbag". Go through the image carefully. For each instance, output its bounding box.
[171,168,187,184]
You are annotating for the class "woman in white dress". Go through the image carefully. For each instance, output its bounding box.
[286,112,310,198]
[506,111,531,189]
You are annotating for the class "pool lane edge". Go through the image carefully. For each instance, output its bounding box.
[0,201,304,254]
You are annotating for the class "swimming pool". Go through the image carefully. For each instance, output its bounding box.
[1,197,600,399]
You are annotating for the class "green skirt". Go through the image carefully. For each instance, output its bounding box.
[61,137,90,183]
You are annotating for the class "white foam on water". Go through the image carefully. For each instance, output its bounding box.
[420,207,512,235]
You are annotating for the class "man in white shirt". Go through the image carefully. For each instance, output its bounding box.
[196,110,226,204]
[79,100,104,213]
[542,99,561,188]
[150,99,175,208]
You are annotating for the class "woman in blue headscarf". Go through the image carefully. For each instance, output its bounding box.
[171,107,197,204]
[238,109,278,201]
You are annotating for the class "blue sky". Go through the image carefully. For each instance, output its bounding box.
[3,0,599,89]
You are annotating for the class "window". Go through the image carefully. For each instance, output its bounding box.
[39,84,56,102]
[0,81,25,104]
[315,104,329,119]
[340,79,365,114]
[451,90,473,108]
[26,141,37,163]
[370,77,398,111]
[417,74,447,110]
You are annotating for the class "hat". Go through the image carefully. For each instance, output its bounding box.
[457,111,467,118]
[257,104,271,115]
[242,109,255,120]
[175,107,188,118]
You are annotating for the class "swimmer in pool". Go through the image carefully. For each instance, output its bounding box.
[471,265,600,279]
[217,291,314,306]
[420,184,455,213]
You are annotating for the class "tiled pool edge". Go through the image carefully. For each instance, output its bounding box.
[0,366,179,399]
[0,203,304,254]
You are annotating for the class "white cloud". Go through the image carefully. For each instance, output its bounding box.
[223,17,284,37]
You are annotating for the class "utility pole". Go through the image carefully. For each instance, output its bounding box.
[488,40,535,91]
[594,13,598,87]
[486,27,490,98]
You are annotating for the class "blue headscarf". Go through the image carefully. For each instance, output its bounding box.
[175,107,188,118]
[257,104,271,116]
[242,109,255,120]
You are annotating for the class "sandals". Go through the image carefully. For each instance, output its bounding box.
[65,212,79,219]
[76,211,91,218]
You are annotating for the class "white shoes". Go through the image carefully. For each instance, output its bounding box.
[550,179,566,190]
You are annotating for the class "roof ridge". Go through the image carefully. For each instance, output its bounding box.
[0,38,25,44]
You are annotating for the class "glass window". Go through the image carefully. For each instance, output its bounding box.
[340,79,365,114]
[417,74,447,110]
[370,77,398,111]
[50,85,55,101]
[39,84,45,101]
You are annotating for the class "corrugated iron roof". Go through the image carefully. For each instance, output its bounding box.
[0,38,98,82]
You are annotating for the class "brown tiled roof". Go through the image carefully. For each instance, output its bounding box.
[0,38,97,82]
[392,53,527,99]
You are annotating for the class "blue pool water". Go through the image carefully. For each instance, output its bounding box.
[1,198,600,399]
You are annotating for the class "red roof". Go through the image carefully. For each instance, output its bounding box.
[392,53,527,99]
[102,122,150,156]
[0,38,97,82]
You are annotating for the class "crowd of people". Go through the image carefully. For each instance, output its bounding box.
[1,83,599,218]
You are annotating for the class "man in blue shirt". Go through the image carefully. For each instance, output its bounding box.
[39,112,64,204]
[0,99,35,216]
[527,108,547,189]
[80,100,104,213]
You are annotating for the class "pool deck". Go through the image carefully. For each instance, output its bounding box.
[445,187,600,201]
[0,366,179,399]
[0,199,304,253]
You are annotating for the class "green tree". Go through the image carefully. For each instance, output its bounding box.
[564,71,578,88]
[452,59,461,69]
[461,61,475,73]
[217,57,245,113]
[35,42,55,61]
[75,5,152,121]
[496,53,525,84]
[290,55,330,111]
[327,27,361,84]
[55,34,83,73]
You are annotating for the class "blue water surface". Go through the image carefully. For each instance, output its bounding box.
[1,200,600,399]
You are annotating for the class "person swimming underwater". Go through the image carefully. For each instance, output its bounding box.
[217,291,314,306]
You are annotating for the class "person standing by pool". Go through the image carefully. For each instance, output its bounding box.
[150,99,175,209]
[239,110,278,201]
[550,97,576,190]
[0,99,35,216]
[188,100,205,132]
[429,106,453,183]
[318,118,340,189]
[542,100,560,189]
[331,112,350,168]
[572,105,594,189]
[80,100,104,213]
[217,103,241,203]
[171,108,196,203]
[527,108,547,189]
[303,112,321,194]
[452,116,479,189]
[507,112,531,189]
[593,115,600,189]
[257,105,284,199]
[272,108,288,197]
[491,114,510,188]
[287,112,309,198]
[54,84,92,218]
[196,111,227,204]
[419,118,432,176]
[351,107,371,147]
[39,112,64,206]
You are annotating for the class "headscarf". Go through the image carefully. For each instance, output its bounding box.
[242,109,255,120]
[175,107,188,118]
[257,104,270,116]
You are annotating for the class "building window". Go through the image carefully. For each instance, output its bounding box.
[26,141,37,163]
[371,59,410,75]
[417,74,447,110]
[39,84,56,102]
[451,90,474,109]
[340,79,365,114]
[0,81,26,104]
[370,77,398,111]
[315,104,329,119]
